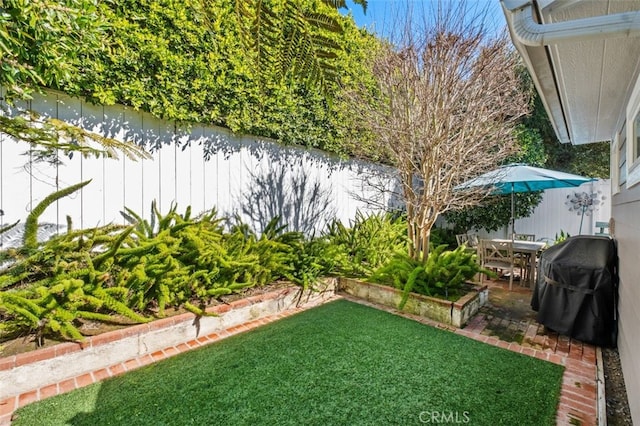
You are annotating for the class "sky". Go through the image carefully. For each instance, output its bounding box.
[340,0,508,39]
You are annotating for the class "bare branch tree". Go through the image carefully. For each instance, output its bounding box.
[345,1,529,261]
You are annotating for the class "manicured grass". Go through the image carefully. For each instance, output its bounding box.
[13,299,563,425]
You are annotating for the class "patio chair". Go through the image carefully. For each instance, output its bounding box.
[513,234,536,285]
[478,239,515,290]
[513,233,535,241]
[455,233,469,247]
[467,233,479,248]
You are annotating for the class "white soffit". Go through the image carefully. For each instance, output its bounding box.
[503,0,640,145]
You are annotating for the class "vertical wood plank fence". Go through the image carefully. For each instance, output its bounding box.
[0,88,398,245]
[0,87,611,247]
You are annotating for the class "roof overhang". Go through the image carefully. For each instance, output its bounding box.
[501,0,640,145]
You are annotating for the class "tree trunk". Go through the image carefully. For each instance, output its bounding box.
[407,220,431,263]
[407,205,416,259]
[420,227,431,263]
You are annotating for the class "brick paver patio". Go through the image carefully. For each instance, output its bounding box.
[466,280,599,425]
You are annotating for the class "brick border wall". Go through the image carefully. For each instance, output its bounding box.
[0,280,338,424]
[339,278,488,327]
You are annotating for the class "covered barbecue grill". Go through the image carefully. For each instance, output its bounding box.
[531,235,618,347]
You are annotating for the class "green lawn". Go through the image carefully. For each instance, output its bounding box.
[13,299,564,425]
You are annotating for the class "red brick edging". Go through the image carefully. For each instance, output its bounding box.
[0,290,287,374]
[455,328,598,426]
[0,287,338,426]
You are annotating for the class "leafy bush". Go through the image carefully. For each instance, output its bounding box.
[283,237,337,290]
[0,194,322,343]
[369,245,486,308]
[554,230,570,244]
[429,227,458,250]
[445,192,543,233]
[325,211,408,277]
[0,223,150,342]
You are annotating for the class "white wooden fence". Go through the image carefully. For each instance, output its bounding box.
[0,88,611,247]
[0,88,399,246]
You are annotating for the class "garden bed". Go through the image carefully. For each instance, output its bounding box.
[0,279,337,403]
[338,277,488,327]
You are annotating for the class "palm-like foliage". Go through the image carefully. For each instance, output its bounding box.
[233,0,367,91]
[0,112,150,163]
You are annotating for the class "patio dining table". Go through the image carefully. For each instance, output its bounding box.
[490,238,547,286]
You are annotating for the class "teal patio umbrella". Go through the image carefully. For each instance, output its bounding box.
[455,163,595,237]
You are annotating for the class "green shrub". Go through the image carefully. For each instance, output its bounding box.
[325,211,408,277]
[554,230,570,244]
[0,197,323,343]
[369,245,485,308]
[429,226,458,250]
[283,237,337,290]
[0,224,151,343]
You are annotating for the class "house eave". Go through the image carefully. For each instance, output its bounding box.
[501,0,640,145]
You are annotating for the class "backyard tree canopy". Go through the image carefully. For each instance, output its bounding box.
[0,0,148,161]
[342,3,529,262]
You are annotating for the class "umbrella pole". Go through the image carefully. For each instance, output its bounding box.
[511,184,515,241]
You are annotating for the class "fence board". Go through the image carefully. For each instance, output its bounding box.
[80,102,107,227]
[55,93,85,229]
[173,129,191,213]
[122,109,146,220]
[186,126,206,216]
[157,120,177,214]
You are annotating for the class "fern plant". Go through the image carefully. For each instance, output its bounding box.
[0,196,340,343]
[233,0,368,92]
[284,237,337,290]
[326,211,408,277]
[23,180,91,250]
[370,245,488,308]
[0,252,150,344]
[0,220,20,236]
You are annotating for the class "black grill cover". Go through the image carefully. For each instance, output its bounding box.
[531,235,618,347]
